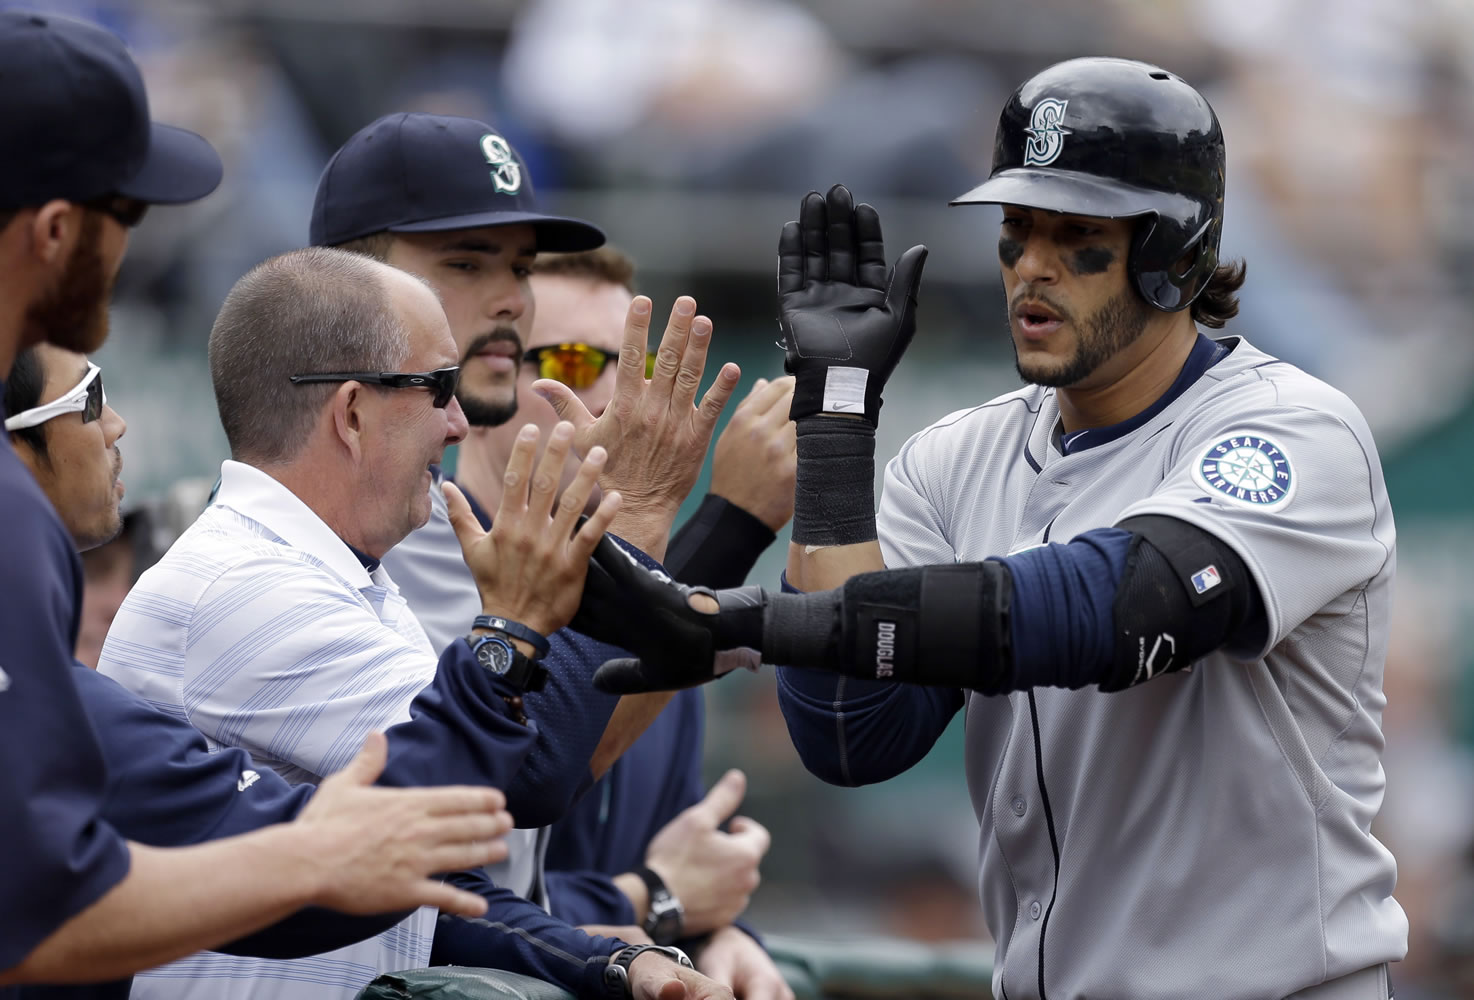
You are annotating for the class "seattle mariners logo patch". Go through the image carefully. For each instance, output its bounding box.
[479,133,522,195]
[1193,432,1295,508]
[1024,98,1072,166]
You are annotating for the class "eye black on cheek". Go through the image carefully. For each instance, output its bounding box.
[998,236,1024,269]
[1069,246,1115,275]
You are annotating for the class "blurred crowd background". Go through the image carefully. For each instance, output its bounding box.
[35,0,1474,994]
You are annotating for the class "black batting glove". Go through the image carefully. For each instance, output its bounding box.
[778,183,929,426]
[569,534,764,694]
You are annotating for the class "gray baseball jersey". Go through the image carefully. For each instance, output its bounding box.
[876,336,1406,999]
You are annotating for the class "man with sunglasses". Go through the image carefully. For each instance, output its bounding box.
[0,12,516,990]
[506,248,796,1000]
[99,248,729,1000]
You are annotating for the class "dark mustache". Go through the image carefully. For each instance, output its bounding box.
[1010,287,1073,324]
[461,327,523,364]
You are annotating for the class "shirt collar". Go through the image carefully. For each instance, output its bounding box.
[1057,333,1231,456]
[212,460,377,588]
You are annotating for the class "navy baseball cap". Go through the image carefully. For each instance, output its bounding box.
[310,112,605,252]
[0,10,222,210]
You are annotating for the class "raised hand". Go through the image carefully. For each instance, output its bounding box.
[709,377,797,533]
[644,769,770,935]
[297,733,513,918]
[533,295,740,560]
[778,184,928,425]
[445,421,621,639]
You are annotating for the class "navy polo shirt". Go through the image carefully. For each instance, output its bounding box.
[0,402,131,978]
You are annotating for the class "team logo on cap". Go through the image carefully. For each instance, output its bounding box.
[479,133,522,195]
[1193,432,1295,508]
[1024,98,1072,167]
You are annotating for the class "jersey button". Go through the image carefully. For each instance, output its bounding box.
[1030,900,1042,920]
[1011,796,1026,816]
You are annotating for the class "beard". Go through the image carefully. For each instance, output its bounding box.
[1012,286,1153,388]
[457,326,522,427]
[24,212,113,353]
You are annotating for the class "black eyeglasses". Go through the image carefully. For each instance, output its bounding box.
[82,193,150,229]
[288,367,461,408]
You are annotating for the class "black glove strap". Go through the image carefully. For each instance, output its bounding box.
[791,418,877,547]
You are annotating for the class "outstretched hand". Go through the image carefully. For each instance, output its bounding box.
[533,295,740,560]
[445,421,621,639]
[299,733,514,919]
[778,183,928,425]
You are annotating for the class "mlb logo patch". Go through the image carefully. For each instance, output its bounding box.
[1191,566,1222,594]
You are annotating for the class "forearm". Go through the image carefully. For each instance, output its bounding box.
[608,503,678,564]
[433,875,624,998]
[546,870,641,927]
[2,829,320,985]
[785,539,885,593]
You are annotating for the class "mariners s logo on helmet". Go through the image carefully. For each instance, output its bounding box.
[479,133,522,195]
[1024,98,1072,167]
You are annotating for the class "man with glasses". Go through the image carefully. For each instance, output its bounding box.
[100,247,729,1000]
[0,13,513,990]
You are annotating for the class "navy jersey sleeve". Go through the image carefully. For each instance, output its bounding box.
[543,870,637,927]
[434,869,625,997]
[0,443,131,971]
[665,494,777,588]
[776,667,963,786]
[501,538,666,828]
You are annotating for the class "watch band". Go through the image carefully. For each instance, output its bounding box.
[602,944,692,1000]
[472,614,550,658]
[636,864,684,945]
[464,633,550,693]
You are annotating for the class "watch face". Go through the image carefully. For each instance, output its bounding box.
[474,637,514,675]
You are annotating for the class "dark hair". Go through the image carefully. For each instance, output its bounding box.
[4,346,51,462]
[0,208,16,233]
[1189,259,1246,329]
[208,247,410,466]
[531,246,636,293]
[332,230,396,263]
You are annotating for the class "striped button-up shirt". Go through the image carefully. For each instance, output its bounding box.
[99,460,441,1000]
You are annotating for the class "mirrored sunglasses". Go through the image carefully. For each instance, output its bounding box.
[288,367,462,408]
[523,343,656,390]
[4,362,106,430]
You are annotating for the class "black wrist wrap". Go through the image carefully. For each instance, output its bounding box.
[760,562,1014,691]
[791,418,876,547]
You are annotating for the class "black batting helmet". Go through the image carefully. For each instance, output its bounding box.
[952,57,1226,312]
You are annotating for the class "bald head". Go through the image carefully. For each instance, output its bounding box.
[209,246,419,465]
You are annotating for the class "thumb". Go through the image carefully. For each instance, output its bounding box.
[694,769,747,825]
[442,481,485,558]
[886,244,930,309]
[532,378,594,433]
[593,658,655,694]
[340,732,388,786]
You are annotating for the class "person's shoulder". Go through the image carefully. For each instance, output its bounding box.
[891,384,1046,487]
[1194,337,1375,437]
[0,440,74,554]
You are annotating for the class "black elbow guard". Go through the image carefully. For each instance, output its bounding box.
[1103,515,1257,692]
[765,562,1014,690]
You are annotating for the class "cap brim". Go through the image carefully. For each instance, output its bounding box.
[114,123,223,205]
[950,167,1198,222]
[390,209,606,253]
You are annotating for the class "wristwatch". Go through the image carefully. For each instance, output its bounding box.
[602,944,693,999]
[464,633,548,692]
[636,864,684,945]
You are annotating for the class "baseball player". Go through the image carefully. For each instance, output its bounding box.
[562,58,1408,1000]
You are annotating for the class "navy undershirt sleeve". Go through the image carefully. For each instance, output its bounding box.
[665,494,777,588]
[997,527,1133,691]
[0,438,130,972]
[434,869,624,997]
